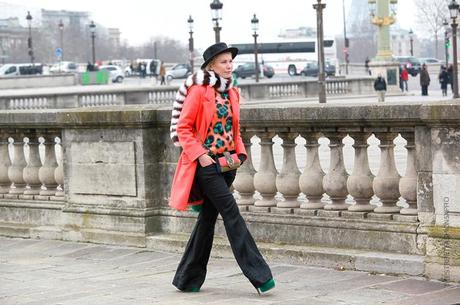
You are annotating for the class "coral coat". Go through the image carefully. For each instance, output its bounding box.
[169,85,247,211]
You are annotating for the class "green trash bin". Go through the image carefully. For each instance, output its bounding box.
[80,71,110,85]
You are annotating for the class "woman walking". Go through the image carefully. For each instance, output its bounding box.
[169,42,275,294]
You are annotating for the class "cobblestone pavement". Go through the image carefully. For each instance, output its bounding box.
[1,237,460,305]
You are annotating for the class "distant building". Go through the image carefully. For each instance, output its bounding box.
[41,9,91,31]
[390,26,414,57]
[0,17,28,63]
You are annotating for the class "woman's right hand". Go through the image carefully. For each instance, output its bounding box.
[198,154,215,167]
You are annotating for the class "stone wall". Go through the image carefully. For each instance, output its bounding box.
[0,100,459,281]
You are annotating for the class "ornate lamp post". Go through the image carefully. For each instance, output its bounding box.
[26,11,34,64]
[313,0,327,103]
[89,21,96,65]
[408,28,414,56]
[368,0,397,62]
[188,15,194,74]
[251,14,260,83]
[58,19,64,61]
[449,0,459,98]
[444,18,450,68]
[210,0,223,43]
[367,0,400,91]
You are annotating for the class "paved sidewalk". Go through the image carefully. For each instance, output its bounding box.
[1,237,459,305]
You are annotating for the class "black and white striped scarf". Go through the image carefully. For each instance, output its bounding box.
[170,70,233,147]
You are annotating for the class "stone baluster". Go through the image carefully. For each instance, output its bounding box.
[399,132,417,215]
[0,130,12,194]
[323,132,349,210]
[276,131,301,208]
[23,130,43,196]
[347,132,375,211]
[38,131,59,197]
[54,137,65,198]
[373,132,401,213]
[8,132,27,194]
[299,132,325,209]
[253,130,278,208]
[232,129,256,206]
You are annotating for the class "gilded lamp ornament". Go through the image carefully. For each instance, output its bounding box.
[368,0,397,26]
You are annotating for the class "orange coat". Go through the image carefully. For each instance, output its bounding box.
[169,85,247,211]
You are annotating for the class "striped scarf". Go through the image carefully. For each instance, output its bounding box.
[170,70,233,147]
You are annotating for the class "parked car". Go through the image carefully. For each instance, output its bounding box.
[99,65,124,83]
[393,56,421,76]
[0,63,43,77]
[300,61,336,77]
[232,62,275,79]
[49,61,79,73]
[166,63,192,82]
[419,57,441,65]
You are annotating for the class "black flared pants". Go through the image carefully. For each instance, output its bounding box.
[172,164,272,290]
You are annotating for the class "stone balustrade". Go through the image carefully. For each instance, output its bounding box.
[0,77,373,110]
[0,99,459,282]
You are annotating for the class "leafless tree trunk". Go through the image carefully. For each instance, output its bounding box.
[415,0,449,59]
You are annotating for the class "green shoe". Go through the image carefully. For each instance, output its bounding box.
[258,278,275,294]
[190,205,202,213]
[182,287,200,292]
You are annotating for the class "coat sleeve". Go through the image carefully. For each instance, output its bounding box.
[176,85,209,162]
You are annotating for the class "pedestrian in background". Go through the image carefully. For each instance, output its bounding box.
[439,66,449,97]
[400,65,409,92]
[169,42,275,295]
[420,64,430,96]
[364,57,371,75]
[374,73,387,102]
[160,63,166,85]
[448,64,454,94]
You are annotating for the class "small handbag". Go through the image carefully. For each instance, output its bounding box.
[216,151,241,173]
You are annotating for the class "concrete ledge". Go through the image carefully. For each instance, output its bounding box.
[0,222,32,238]
[146,233,425,276]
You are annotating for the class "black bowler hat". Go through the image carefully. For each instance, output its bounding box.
[201,42,238,69]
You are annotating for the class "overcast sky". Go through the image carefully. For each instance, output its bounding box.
[4,0,417,51]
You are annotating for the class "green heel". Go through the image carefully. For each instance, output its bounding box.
[257,278,275,294]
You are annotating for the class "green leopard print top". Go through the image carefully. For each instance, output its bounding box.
[203,92,235,155]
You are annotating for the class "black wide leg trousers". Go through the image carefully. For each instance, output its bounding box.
[172,164,272,291]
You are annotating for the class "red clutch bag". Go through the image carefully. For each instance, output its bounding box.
[217,152,241,173]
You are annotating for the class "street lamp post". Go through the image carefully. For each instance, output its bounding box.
[26,11,34,64]
[313,0,327,103]
[408,28,414,56]
[210,0,223,43]
[188,15,194,74]
[444,18,450,68]
[449,0,459,98]
[251,14,260,83]
[89,21,96,65]
[342,0,349,75]
[58,19,64,61]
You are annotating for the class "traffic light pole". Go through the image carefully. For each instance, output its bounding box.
[445,30,450,68]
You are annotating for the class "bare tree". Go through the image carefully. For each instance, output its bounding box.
[415,0,449,59]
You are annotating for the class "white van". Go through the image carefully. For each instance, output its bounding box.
[0,63,43,77]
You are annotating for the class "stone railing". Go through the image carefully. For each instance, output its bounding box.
[0,100,459,282]
[238,76,373,100]
[0,77,374,110]
[0,73,79,90]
